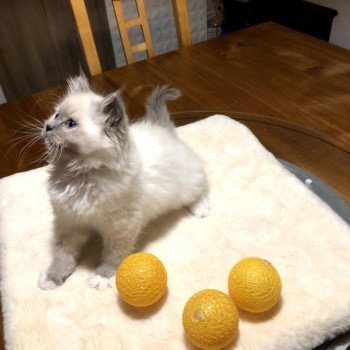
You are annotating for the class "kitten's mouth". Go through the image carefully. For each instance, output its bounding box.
[43,133,56,146]
[42,131,64,162]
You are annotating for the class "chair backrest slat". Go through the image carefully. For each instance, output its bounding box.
[113,0,155,64]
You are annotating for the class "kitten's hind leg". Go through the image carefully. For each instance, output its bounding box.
[188,195,210,218]
[38,224,89,290]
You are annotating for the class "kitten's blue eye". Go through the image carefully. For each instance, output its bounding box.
[66,119,76,128]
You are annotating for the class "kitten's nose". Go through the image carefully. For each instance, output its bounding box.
[45,124,53,132]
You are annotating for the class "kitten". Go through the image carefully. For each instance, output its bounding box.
[38,74,209,290]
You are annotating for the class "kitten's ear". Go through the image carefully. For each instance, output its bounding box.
[100,90,128,130]
[67,70,90,95]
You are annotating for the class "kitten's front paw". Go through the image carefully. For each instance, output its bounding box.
[38,272,59,290]
[88,273,115,290]
[189,196,210,218]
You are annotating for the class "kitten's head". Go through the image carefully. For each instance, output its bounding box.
[42,73,128,164]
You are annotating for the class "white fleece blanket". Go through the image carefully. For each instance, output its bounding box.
[1,115,350,350]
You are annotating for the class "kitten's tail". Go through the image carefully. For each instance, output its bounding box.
[145,86,181,130]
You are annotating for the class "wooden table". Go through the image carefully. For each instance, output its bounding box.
[0,22,349,349]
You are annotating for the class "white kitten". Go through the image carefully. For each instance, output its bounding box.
[38,74,209,290]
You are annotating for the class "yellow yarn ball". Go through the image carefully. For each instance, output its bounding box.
[182,289,239,350]
[228,257,282,313]
[116,253,167,307]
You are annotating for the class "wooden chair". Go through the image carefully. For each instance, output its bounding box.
[69,0,192,75]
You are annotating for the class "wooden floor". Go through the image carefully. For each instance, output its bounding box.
[0,23,349,349]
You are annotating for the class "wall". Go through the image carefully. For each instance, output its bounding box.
[307,0,350,49]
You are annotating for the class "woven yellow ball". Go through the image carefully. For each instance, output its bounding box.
[116,252,167,307]
[228,257,282,313]
[182,289,239,350]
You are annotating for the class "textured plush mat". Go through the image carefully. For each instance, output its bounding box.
[1,115,350,350]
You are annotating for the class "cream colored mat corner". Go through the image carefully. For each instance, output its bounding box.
[1,115,350,350]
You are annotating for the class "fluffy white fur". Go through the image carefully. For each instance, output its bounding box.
[1,115,350,350]
[38,78,209,290]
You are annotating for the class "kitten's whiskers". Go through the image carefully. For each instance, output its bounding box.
[7,117,46,171]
